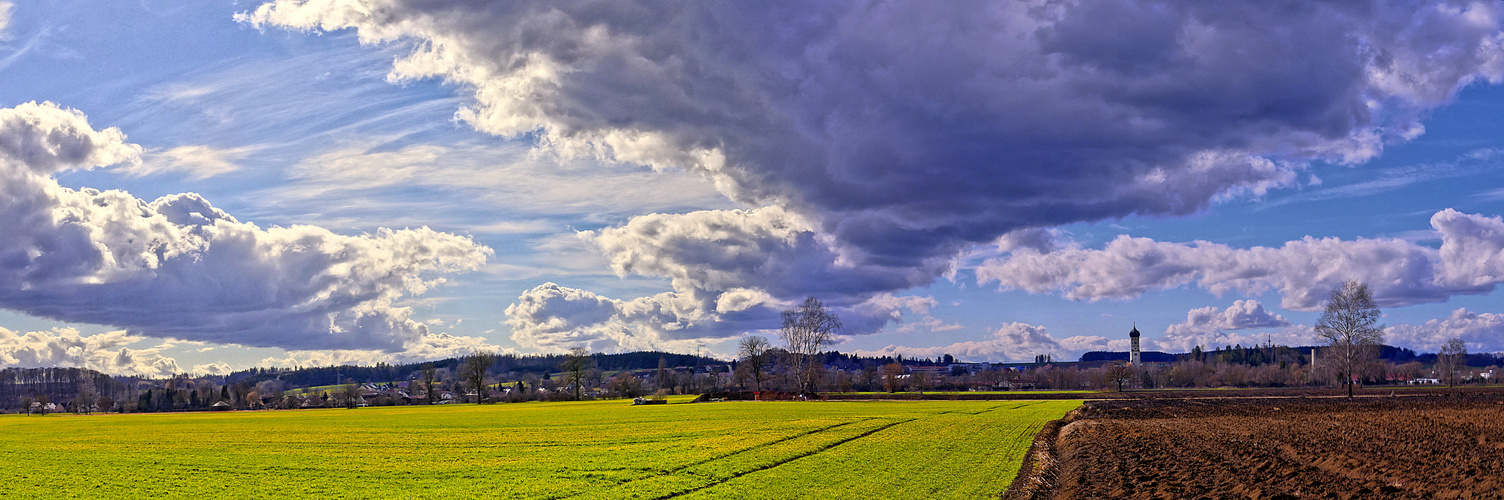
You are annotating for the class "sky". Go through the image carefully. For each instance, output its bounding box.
[3,0,1504,378]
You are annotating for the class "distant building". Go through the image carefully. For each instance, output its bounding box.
[1129,324,1141,365]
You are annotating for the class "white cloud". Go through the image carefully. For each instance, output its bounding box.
[977,209,1504,311]
[0,101,491,352]
[858,322,1125,363]
[191,362,232,376]
[0,101,141,175]
[124,145,256,179]
[501,206,958,352]
[1175,300,1290,331]
[1156,300,1307,352]
[0,327,181,377]
[276,140,731,220]
[1388,308,1504,354]
[0,2,12,39]
[256,332,510,368]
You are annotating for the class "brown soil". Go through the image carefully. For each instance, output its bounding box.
[1038,393,1504,499]
[826,385,1504,401]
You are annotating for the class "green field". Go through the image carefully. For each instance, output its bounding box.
[0,398,1079,499]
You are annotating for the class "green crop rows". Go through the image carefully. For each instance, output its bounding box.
[0,398,1079,499]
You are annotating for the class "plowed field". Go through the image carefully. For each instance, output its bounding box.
[1042,394,1504,500]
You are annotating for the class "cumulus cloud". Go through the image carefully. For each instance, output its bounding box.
[978,209,1504,311]
[1388,308,1504,353]
[504,207,951,352]
[0,101,491,352]
[192,362,232,376]
[1156,300,1308,352]
[241,0,1504,271]
[859,322,1127,363]
[0,327,181,377]
[1175,300,1290,331]
[257,332,510,368]
[505,281,781,353]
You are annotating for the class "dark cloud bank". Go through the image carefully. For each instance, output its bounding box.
[1,0,1497,367]
[111,1,1504,354]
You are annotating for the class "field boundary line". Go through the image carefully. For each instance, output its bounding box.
[1002,406,1083,500]
[650,417,918,500]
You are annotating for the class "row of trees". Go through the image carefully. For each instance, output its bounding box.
[4,284,1490,412]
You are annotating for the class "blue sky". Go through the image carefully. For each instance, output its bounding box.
[3,0,1504,376]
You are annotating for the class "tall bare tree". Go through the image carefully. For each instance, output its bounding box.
[738,336,772,392]
[337,380,360,409]
[655,356,669,392]
[882,363,904,393]
[462,352,497,404]
[420,363,438,405]
[1438,338,1468,388]
[1314,281,1385,398]
[561,347,592,400]
[780,297,842,394]
[76,379,98,414]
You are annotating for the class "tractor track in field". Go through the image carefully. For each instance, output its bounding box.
[550,418,879,500]
[936,400,1046,417]
[649,417,918,500]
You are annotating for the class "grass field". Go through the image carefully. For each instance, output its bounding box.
[0,398,1078,499]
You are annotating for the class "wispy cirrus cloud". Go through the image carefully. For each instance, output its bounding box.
[119,144,259,179]
[1261,148,1504,209]
[0,2,12,39]
[268,139,732,227]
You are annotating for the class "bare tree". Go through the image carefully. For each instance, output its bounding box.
[911,371,930,395]
[655,357,669,392]
[76,379,98,414]
[462,352,497,404]
[1314,281,1385,398]
[1438,338,1468,388]
[1106,363,1132,392]
[420,363,438,405]
[779,297,842,394]
[337,380,360,409]
[861,366,879,392]
[738,336,772,392]
[607,372,646,398]
[882,363,904,393]
[561,347,592,400]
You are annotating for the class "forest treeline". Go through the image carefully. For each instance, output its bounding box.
[2,344,1499,414]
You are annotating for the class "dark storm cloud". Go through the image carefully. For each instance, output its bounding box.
[244,0,1504,265]
[245,0,1504,347]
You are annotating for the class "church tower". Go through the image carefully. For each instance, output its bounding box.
[1129,323,1141,365]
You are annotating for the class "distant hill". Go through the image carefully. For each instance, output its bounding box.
[225,350,727,387]
[1078,351,1177,363]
